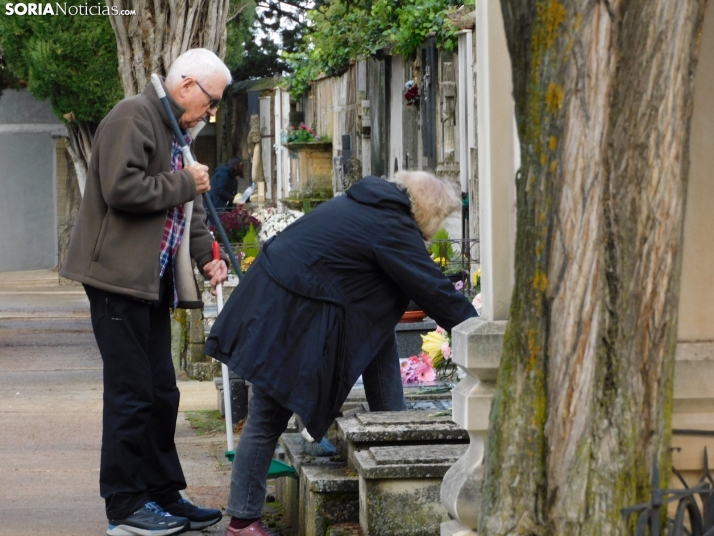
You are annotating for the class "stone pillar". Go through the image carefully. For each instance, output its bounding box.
[275,88,291,201]
[259,96,273,199]
[474,0,517,322]
[441,0,518,533]
[440,318,504,534]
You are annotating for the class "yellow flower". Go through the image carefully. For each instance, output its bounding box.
[473,267,482,286]
[422,330,448,360]
[241,256,255,272]
[432,256,448,267]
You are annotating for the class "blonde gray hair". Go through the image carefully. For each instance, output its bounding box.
[391,171,461,240]
[165,48,232,89]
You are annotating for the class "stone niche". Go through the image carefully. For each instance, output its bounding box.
[286,141,334,193]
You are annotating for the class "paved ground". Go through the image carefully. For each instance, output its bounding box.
[0,270,232,536]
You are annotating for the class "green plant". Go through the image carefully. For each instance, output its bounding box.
[0,1,123,123]
[429,228,454,259]
[213,208,262,243]
[184,410,226,436]
[283,0,464,99]
[241,224,261,258]
[281,186,334,212]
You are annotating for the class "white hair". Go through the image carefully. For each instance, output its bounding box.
[391,170,461,240]
[165,48,232,89]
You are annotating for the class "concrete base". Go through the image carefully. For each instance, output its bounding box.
[275,433,347,532]
[354,445,467,536]
[299,465,360,536]
[186,360,221,381]
[440,520,477,536]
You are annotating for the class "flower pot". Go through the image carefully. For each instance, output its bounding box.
[400,310,427,323]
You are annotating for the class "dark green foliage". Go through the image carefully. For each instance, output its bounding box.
[225,0,326,82]
[0,0,123,123]
[0,47,20,97]
[283,0,467,98]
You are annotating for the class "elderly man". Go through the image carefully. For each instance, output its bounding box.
[61,48,229,536]
[206,171,477,535]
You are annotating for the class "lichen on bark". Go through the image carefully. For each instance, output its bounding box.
[479,0,708,534]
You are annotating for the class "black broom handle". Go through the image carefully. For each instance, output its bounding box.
[150,74,242,279]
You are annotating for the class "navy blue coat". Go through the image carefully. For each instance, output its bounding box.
[208,164,238,211]
[204,176,477,439]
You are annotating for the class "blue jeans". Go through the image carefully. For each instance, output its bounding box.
[226,342,405,518]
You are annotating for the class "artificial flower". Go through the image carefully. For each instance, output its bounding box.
[241,256,255,272]
[417,363,436,382]
[250,207,303,242]
[473,267,482,288]
[421,326,458,382]
[422,330,448,360]
[472,293,482,310]
[400,352,436,384]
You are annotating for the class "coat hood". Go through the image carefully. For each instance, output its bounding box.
[346,175,411,216]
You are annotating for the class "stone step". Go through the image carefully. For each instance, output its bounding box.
[337,410,468,470]
[353,444,468,536]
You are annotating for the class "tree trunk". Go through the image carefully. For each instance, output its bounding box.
[64,121,95,196]
[106,0,245,96]
[478,1,708,535]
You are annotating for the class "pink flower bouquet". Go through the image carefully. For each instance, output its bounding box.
[400,352,437,384]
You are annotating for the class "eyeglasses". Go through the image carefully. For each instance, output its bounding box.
[181,75,221,109]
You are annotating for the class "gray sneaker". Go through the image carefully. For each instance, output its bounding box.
[107,501,189,536]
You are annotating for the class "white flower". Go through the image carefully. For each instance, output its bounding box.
[250,208,303,242]
[472,293,482,311]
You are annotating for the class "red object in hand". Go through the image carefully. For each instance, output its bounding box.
[212,241,221,262]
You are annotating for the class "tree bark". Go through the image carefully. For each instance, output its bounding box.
[64,122,95,196]
[106,0,247,96]
[478,1,708,534]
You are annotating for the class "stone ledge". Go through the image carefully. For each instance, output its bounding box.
[280,433,343,473]
[395,319,437,331]
[354,444,468,479]
[676,341,714,362]
[338,411,468,444]
[302,465,359,493]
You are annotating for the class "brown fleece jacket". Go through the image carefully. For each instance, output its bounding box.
[60,80,215,304]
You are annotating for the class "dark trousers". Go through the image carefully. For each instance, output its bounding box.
[85,280,185,520]
[226,341,406,518]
